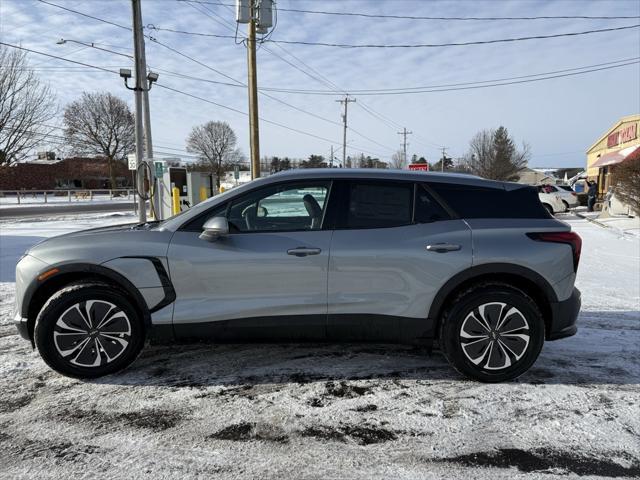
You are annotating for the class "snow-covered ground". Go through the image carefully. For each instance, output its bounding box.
[0,212,638,479]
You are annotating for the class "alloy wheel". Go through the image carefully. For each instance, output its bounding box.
[53,300,132,368]
[459,302,530,370]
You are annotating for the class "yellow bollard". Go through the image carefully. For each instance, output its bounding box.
[199,186,208,202]
[219,186,225,193]
[172,187,180,215]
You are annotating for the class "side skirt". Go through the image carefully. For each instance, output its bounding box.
[164,314,435,346]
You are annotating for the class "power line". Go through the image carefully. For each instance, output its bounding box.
[171,0,426,154]
[147,22,640,48]
[181,1,640,21]
[0,42,349,154]
[251,57,640,95]
[37,0,131,30]
[266,24,640,48]
[0,42,121,74]
[26,1,345,128]
[155,83,342,144]
[172,0,399,151]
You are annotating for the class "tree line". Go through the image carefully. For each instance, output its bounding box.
[3,44,638,205]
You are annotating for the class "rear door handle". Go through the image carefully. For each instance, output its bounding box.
[287,247,322,257]
[426,243,461,253]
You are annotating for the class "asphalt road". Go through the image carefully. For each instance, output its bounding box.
[0,202,137,218]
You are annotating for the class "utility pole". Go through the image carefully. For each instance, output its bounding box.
[336,96,355,167]
[247,2,260,180]
[441,147,448,172]
[330,145,334,167]
[131,0,146,222]
[140,46,158,219]
[397,127,412,166]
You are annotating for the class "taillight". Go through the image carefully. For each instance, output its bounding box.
[571,192,577,196]
[527,231,582,272]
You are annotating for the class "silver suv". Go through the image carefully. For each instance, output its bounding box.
[14,169,581,382]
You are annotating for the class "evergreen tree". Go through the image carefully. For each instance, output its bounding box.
[300,154,327,168]
[467,126,529,181]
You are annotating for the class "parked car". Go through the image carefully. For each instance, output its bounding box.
[14,170,581,382]
[549,184,580,209]
[537,185,567,214]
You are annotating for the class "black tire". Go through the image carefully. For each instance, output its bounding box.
[543,203,554,215]
[439,283,545,383]
[34,282,145,378]
[562,200,570,211]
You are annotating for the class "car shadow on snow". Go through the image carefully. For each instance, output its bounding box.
[91,310,640,388]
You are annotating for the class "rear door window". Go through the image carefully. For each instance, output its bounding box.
[343,181,413,229]
[414,184,450,223]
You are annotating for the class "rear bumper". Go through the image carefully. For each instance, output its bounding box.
[547,287,581,340]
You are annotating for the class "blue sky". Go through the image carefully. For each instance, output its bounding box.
[1,0,639,167]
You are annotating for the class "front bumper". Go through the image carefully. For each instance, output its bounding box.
[547,287,581,340]
[14,311,31,341]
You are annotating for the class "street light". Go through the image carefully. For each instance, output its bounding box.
[56,38,133,59]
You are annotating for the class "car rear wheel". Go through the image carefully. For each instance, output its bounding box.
[440,284,545,382]
[562,200,570,211]
[34,282,145,378]
[543,203,554,215]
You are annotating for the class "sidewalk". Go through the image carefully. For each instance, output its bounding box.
[573,206,640,238]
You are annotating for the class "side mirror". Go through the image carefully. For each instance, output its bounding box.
[199,216,229,242]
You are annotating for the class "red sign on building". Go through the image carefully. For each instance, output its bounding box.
[409,163,429,171]
[607,124,637,148]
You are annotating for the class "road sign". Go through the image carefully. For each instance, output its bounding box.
[234,165,240,180]
[409,163,429,171]
[128,154,137,171]
[155,161,164,177]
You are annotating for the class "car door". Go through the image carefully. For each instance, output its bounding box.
[167,180,333,340]
[327,180,472,341]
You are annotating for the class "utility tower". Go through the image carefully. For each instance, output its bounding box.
[397,127,412,165]
[336,96,356,167]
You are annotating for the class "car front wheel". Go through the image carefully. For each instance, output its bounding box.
[34,282,145,378]
[440,284,545,382]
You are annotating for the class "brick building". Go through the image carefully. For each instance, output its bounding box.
[0,157,132,190]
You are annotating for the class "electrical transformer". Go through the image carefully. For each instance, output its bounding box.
[236,0,250,23]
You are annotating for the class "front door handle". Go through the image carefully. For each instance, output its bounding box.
[287,247,322,257]
[426,243,461,253]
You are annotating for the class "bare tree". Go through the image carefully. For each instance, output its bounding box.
[186,121,238,188]
[390,150,407,169]
[63,92,134,188]
[613,157,640,215]
[467,126,529,181]
[0,45,58,165]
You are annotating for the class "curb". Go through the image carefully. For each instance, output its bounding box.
[575,211,639,239]
[574,211,610,229]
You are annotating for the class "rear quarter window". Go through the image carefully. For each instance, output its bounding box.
[428,183,549,219]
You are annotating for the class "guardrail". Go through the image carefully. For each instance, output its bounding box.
[0,189,136,205]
